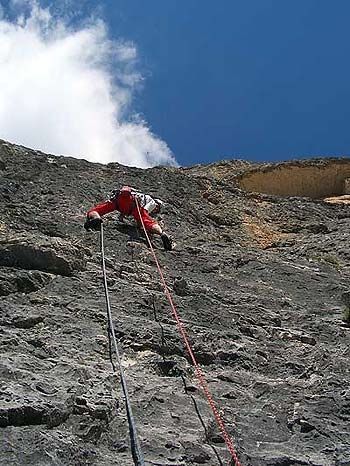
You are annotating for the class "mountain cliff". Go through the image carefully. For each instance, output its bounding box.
[1,139,349,466]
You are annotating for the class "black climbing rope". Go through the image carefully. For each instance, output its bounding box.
[100,223,145,466]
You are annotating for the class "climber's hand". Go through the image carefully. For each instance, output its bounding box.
[84,217,103,231]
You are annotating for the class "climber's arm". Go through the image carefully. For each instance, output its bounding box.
[87,199,118,219]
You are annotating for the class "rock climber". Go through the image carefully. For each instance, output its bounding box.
[84,186,173,251]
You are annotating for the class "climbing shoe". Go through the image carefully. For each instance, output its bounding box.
[161,233,173,251]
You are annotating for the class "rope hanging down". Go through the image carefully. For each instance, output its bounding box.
[150,295,223,466]
[135,200,242,466]
[100,223,145,466]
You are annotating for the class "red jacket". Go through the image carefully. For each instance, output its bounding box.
[87,191,157,232]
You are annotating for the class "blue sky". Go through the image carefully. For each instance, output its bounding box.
[102,0,350,165]
[1,0,350,167]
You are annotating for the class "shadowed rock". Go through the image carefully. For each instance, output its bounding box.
[0,234,86,276]
[0,267,53,295]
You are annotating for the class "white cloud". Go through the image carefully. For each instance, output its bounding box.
[0,0,176,167]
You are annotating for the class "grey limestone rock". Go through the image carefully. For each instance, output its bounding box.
[0,139,349,465]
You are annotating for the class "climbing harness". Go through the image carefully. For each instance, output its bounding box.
[100,223,145,466]
[134,200,242,466]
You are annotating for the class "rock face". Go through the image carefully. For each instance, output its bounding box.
[0,234,86,276]
[0,139,349,466]
[238,158,350,198]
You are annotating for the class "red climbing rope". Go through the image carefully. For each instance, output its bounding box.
[135,200,242,466]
